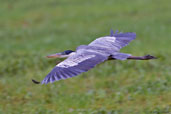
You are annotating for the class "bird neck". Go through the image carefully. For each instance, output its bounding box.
[61,52,76,58]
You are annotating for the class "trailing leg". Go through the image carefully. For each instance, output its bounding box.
[127,55,157,60]
[109,53,157,60]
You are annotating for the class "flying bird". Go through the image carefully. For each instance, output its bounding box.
[32,30,156,84]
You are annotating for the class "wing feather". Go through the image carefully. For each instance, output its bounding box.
[89,30,136,52]
[41,51,108,84]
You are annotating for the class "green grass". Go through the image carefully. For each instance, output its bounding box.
[0,0,171,113]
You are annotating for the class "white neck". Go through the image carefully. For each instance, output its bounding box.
[60,52,76,58]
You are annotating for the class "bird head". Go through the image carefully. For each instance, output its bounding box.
[46,50,75,58]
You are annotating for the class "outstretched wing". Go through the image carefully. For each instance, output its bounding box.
[113,30,136,50]
[41,50,108,84]
[89,30,136,52]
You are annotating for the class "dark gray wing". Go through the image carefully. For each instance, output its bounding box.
[41,51,108,84]
[113,30,136,50]
[89,30,136,52]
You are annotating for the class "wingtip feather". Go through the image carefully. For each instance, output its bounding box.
[32,79,40,84]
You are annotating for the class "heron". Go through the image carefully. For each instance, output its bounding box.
[32,30,156,84]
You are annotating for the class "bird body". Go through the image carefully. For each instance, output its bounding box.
[32,30,156,84]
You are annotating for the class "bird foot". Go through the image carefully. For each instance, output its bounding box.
[144,55,157,60]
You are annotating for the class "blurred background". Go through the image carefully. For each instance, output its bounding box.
[0,0,170,113]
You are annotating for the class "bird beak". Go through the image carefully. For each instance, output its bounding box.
[46,53,63,58]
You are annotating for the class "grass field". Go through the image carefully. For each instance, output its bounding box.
[0,0,171,113]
